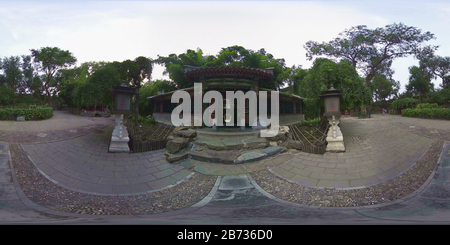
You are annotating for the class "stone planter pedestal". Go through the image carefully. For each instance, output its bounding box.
[109,114,130,153]
[324,113,345,152]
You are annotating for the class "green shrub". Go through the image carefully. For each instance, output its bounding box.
[417,103,438,109]
[0,107,53,120]
[299,117,321,127]
[128,114,156,125]
[391,98,419,109]
[402,108,450,120]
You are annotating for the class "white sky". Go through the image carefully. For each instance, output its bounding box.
[1,0,449,92]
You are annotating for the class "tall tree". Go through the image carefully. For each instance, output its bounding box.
[371,73,400,101]
[30,47,77,104]
[304,23,437,86]
[154,48,213,89]
[418,52,450,88]
[1,56,23,90]
[296,58,370,118]
[406,65,434,102]
[155,46,290,90]
[112,56,153,124]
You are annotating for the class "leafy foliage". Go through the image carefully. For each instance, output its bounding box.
[371,73,400,101]
[154,46,290,90]
[304,23,437,86]
[30,47,77,103]
[295,58,370,116]
[416,103,438,109]
[406,65,434,101]
[402,108,450,120]
[0,106,53,120]
[138,79,177,116]
[391,98,419,109]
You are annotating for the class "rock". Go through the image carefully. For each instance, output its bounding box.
[287,140,303,150]
[172,126,190,136]
[165,137,189,154]
[16,116,25,121]
[165,151,189,163]
[234,152,266,164]
[269,141,278,147]
[175,129,197,139]
[262,147,282,156]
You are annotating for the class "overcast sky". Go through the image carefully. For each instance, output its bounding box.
[1,0,449,92]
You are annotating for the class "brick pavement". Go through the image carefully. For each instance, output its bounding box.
[8,112,450,196]
[263,115,440,189]
[21,132,192,196]
[193,114,444,189]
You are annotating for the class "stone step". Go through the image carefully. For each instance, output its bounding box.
[195,128,260,138]
[187,146,283,164]
[195,137,268,151]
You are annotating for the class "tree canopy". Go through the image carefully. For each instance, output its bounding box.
[304,23,437,86]
[154,46,290,90]
[30,47,77,103]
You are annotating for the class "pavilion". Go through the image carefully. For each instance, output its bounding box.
[147,66,305,128]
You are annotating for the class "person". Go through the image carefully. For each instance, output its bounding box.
[382,108,386,115]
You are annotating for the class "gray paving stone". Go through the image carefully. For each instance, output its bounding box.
[71,172,100,183]
[147,177,177,190]
[114,171,140,178]
[50,173,80,187]
[74,182,113,194]
[88,169,114,177]
[153,168,175,179]
[112,183,150,195]
[128,174,157,185]
[219,175,253,190]
[98,177,129,185]
[170,169,192,181]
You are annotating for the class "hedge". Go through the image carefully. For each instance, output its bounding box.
[416,103,438,109]
[402,108,450,120]
[0,107,53,120]
[391,98,419,109]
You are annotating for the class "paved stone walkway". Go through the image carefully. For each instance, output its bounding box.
[0,111,114,132]
[192,114,445,190]
[21,132,192,196]
[4,112,450,197]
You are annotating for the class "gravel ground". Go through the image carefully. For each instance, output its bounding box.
[9,143,217,215]
[250,121,448,207]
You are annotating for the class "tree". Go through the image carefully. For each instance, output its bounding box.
[418,53,450,88]
[20,55,38,94]
[406,65,434,102]
[155,46,290,90]
[296,58,370,118]
[112,56,153,125]
[0,56,23,90]
[304,23,437,86]
[371,73,400,101]
[154,48,214,89]
[30,47,77,104]
[72,64,122,109]
[139,79,177,116]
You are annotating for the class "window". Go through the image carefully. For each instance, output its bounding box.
[280,101,293,114]
[163,100,177,113]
